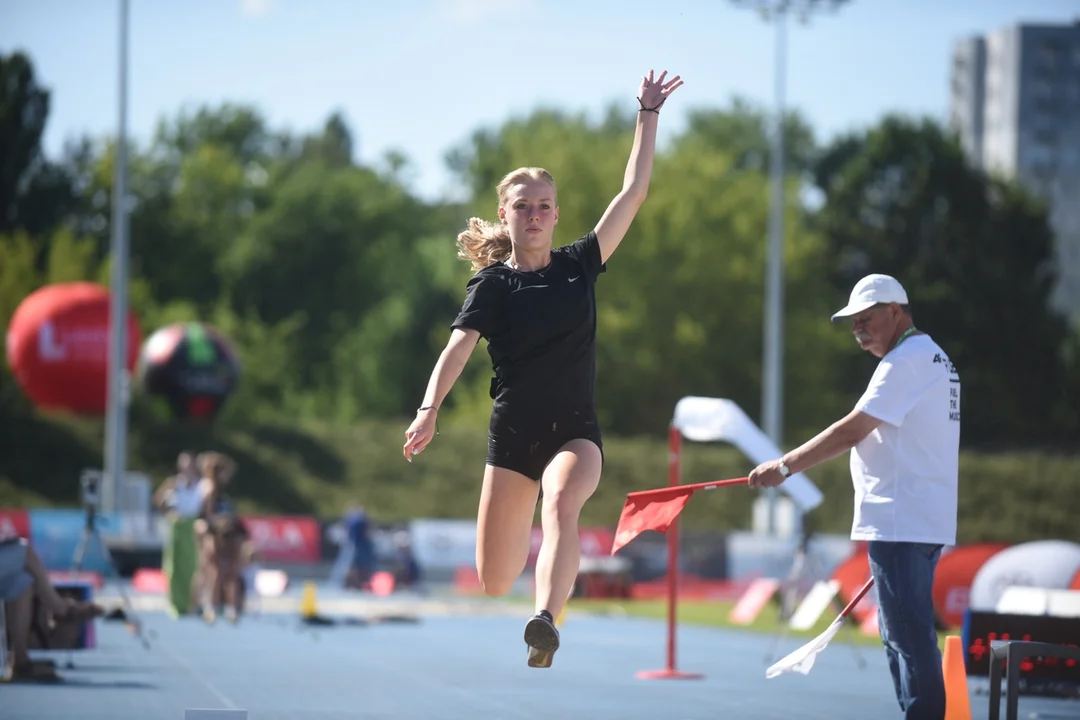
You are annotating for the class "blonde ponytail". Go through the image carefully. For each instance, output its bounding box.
[455,166,558,272]
[455,217,512,271]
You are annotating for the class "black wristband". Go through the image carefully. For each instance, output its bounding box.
[637,96,664,113]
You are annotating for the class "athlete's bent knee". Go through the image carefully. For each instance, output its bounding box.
[476,563,518,597]
[541,489,583,527]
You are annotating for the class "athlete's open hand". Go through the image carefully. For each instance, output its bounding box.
[402,408,438,462]
[638,69,683,112]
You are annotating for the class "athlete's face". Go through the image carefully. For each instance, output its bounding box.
[499,178,558,251]
[849,303,903,358]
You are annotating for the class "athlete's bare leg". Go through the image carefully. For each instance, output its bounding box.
[534,438,602,620]
[475,466,539,597]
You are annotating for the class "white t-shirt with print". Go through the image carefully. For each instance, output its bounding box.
[849,333,960,545]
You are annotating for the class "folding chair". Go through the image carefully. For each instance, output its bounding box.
[988,639,1080,720]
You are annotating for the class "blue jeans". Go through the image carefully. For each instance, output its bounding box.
[867,541,946,720]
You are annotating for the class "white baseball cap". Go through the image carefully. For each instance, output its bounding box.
[831,274,909,321]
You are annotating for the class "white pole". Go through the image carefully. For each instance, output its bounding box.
[762,9,787,536]
[103,0,131,515]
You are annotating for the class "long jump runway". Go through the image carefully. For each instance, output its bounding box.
[3,593,1077,719]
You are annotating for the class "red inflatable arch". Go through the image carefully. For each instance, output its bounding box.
[5,282,141,415]
[931,542,1010,629]
[830,542,875,622]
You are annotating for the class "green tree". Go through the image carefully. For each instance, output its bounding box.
[676,97,818,175]
[813,116,1078,446]
[300,112,356,168]
[0,52,76,241]
[154,103,274,166]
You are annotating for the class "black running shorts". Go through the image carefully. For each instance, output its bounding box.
[486,410,604,482]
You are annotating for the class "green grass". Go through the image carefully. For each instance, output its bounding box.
[563,598,955,652]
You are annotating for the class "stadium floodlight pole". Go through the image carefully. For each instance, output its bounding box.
[103,0,131,516]
[729,0,847,537]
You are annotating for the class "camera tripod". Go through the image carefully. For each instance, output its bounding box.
[68,478,152,660]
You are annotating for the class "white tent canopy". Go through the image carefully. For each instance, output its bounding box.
[672,396,824,512]
[968,539,1080,612]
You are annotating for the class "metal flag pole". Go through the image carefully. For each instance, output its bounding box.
[729,0,848,536]
[761,7,788,536]
[103,0,131,515]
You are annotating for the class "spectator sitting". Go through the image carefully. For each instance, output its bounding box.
[391,531,422,592]
[2,536,103,682]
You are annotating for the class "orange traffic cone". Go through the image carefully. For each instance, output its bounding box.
[942,635,972,720]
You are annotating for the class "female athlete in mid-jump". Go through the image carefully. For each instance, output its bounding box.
[404,69,683,668]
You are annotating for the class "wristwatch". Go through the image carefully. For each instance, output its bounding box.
[778,459,791,478]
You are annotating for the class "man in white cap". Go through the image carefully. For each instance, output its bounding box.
[749,273,960,720]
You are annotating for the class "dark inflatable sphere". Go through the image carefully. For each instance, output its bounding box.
[138,322,241,421]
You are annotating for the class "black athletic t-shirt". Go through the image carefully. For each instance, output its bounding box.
[452,231,607,423]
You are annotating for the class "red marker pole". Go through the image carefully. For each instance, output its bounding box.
[635,424,704,680]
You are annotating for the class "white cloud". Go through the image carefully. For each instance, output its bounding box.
[438,0,532,22]
[240,0,274,18]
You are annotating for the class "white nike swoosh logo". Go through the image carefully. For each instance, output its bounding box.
[568,276,580,283]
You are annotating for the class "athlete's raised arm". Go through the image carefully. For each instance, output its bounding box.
[593,69,684,264]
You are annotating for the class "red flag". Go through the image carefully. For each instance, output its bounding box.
[611,477,749,555]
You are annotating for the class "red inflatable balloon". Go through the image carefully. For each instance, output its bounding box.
[931,542,1009,629]
[5,282,141,416]
[830,544,875,623]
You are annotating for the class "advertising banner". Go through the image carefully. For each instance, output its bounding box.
[242,515,321,563]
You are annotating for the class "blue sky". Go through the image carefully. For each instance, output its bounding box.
[2,0,1077,202]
